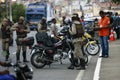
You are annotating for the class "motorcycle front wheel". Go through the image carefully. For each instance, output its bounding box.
[86,43,100,56]
[31,51,46,68]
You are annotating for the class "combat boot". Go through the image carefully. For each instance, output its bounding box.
[76,58,86,70]
[68,58,74,70]
[23,51,29,62]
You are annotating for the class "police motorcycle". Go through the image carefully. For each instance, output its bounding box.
[29,25,75,69]
[2,62,33,80]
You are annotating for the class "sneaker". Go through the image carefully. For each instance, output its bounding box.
[99,55,105,57]
[104,55,109,58]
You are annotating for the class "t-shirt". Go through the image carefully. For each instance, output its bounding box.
[51,23,58,35]
[98,16,110,36]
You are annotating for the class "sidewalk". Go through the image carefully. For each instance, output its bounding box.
[100,40,120,80]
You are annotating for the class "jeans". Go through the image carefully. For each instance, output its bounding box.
[99,36,109,56]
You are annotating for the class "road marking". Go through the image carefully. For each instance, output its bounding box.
[75,56,92,80]
[75,70,85,80]
[93,54,102,80]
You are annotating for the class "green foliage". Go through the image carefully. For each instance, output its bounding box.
[12,3,26,22]
[0,3,26,23]
[0,3,6,21]
[112,0,120,4]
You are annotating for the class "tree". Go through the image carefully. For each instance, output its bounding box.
[0,3,6,21]
[112,0,120,4]
[12,3,26,22]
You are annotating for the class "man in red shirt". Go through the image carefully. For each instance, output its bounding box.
[98,11,110,58]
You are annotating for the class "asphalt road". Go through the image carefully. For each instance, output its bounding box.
[0,24,119,80]
[0,30,99,80]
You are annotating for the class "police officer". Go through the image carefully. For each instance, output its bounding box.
[38,17,48,32]
[1,18,12,61]
[11,16,30,63]
[68,14,86,70]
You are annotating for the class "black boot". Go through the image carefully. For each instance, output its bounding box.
[23,51,29,62]
[76,58,86,70]
[5,51,10,61]
[16,52,21,63]
[68,58,74,69]
[68,53,74,70]
[68,64,74,69]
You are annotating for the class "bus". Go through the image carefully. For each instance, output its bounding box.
[25,2,54,30]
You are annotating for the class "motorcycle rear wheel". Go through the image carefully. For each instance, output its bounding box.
[31,51,46,68]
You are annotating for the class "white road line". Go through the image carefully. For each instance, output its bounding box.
[93,53,102,80]
[75,70,85,80]
[75,56,92,80]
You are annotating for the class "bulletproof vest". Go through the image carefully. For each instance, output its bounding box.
[72,23,84,39]
[1,25,11,39]
[41,23,47,30]
[16,23,27,38]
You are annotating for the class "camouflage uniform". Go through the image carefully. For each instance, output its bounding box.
[1,19,12,61]
[68,16,85,70]
[11,17,30,62]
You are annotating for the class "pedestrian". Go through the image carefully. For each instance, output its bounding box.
[50,18,60,40]
[106,12,114,39]
[1,18,12,61]
[11,16,30,63]
[93,18,99,40]
[98,11,110,58]
[68,14,85,70]
[113,12,120,39]
[80,15,85,28]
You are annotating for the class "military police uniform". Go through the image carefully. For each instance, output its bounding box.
[11,17,30,62]
[1,19,12,61]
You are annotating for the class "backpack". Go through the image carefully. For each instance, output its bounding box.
[72,23,84,38]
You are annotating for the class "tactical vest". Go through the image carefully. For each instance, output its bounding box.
[16,23,27,38]
[1,25,11,39]
[41,23,47,30]
[72,23,84,39]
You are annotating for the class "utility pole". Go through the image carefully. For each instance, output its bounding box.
[6,0,9,17]
[9,0,12,21]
